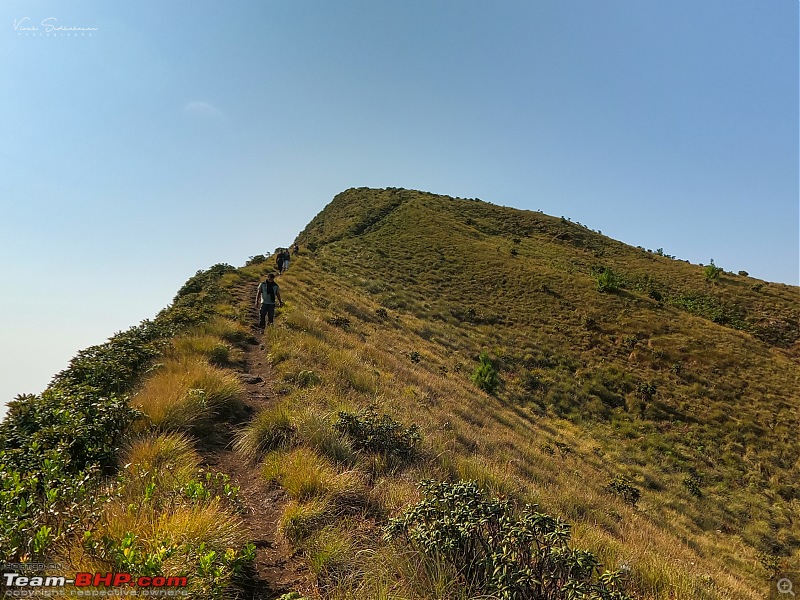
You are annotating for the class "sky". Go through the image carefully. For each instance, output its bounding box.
[1,1,797,416]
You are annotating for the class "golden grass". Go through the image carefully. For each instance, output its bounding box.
[279,497,336,545]
[272,447,340,501]
[120,432,200,495]
[132,356,244,432]
[172,333,244,368]
[56,429,247,599]
[247,265,780,598]
[181,188,800,598]
[233,401,295,459]
[293,406,357,466]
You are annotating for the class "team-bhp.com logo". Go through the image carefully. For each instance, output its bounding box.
[3,571,189,596]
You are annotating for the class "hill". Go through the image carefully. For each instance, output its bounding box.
[1,187,798,599]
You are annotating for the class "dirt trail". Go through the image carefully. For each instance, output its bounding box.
[197,281,315,599]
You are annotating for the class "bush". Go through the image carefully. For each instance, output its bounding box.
[335,409,420,460]
[683,473,703,498]
[326,316,351,329]
[0,263,236,562]
[471,352,500,394]
[635,381,657,402]
[386,480,631,600]
[596,268,619,293]
[245,255,268,266]
[607,476,641,507]
[704,259,722,282]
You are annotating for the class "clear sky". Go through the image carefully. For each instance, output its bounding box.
[1,1,797,415]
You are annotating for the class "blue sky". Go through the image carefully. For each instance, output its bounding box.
[1,1,797,413]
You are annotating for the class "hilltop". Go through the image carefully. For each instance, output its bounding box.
[1,187,798,599]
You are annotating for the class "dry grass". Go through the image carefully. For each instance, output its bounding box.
[132,356,244,432]
[234,401,295,459]
[120,432,200,495]
[55,429,248,598]
[263,444,374,538]
[226,189,800,598]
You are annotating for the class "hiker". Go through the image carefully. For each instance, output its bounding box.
[256,273,284,328]
[293,244,299,256]
[276,250,285,274]
[281,249,290,272]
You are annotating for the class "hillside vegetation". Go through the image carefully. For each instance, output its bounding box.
[1,187,798,599]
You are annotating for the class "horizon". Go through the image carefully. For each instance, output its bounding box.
[1,1,797,412]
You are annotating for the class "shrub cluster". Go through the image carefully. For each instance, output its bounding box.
[704,259,723,282]
[386,480,631,599]
[334,408,421,460]
[595,268,619,293]
[606,476,641,507]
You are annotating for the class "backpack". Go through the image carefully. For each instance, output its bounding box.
[261,281,276,303]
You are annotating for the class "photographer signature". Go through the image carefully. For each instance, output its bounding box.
[14,17,98,33]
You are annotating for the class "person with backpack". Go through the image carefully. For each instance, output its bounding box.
[256,273,284,329]
[281,248,290,272]
[276,251,285,274]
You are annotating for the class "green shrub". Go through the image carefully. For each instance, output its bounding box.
[635,381,657,402]
[245,255,268,266]
[704,259,722,282]
[471,352,500,394]
[386,480,631,600]
[607,475,641,507]
[326,316,351,329]
[621,335,638,351]
[278,593,308,600]
[596,268,619,293]
[335,409,421,460]
[0,263,235,562]
[683,473,703,498]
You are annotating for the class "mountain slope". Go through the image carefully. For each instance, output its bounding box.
[291,188,799,589]
[2,187,797,599]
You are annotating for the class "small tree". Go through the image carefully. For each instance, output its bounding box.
[704,259,722,282]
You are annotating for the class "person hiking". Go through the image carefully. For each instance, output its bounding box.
[256,273,283,329]
[276,250,285,274]
[293,244,299,256]
[281,249,290,272]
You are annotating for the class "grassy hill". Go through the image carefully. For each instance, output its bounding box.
[1,187,798,599]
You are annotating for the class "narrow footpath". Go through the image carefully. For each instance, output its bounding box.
[198,281,315,599]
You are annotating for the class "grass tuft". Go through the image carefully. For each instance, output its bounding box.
[132,356,245,433]
[234,402,295,459]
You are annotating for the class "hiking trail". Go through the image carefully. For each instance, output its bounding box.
[197,280,315,599]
